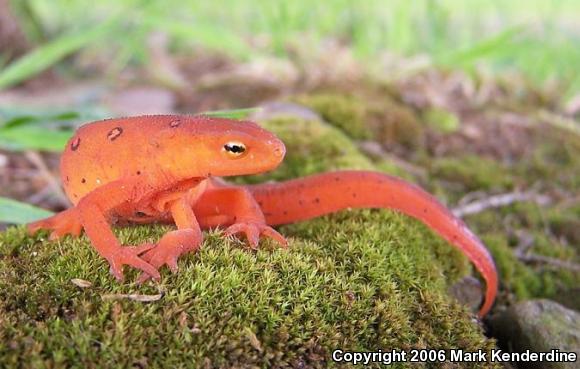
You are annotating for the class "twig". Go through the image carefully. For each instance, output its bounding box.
[513,230,534,255]
[513,231,580,273]
[537,109,580,137]
[24,151,69,207]
[516,253,580,273]
[452,190,551,217]
[357,141,428,178]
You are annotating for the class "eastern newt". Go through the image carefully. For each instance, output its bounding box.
[28,115,497,316]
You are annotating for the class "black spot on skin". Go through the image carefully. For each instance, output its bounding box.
[107,127,124,141]
[334,176,340,181]
[257,201,263,206]
[66,176,70,182]
[81,178,86,184]
[283,211,288,215]
[169,119,181,128]
[135,211,147,218]
[352,193,357,198]
[136,171,142,175]
[71,137,81,151]
[314,198,320,204]
[298,200,303,205]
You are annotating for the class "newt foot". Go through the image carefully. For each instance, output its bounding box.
[28,208,83,240]
[225,221,288,249]
[106,244,160,282]
[137,229,202,283]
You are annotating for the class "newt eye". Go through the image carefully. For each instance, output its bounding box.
[223,141,246,158]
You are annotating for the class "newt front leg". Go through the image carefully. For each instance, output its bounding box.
[75,178,161,281]
[137,189,204,283]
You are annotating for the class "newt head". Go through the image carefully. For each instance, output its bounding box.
[152,116,286,178]
[210,118,286,176]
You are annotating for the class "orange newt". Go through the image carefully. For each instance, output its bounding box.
[28,115,497,316]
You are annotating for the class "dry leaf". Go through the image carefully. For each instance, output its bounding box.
[101,293,163,302]
[71,278,92,288]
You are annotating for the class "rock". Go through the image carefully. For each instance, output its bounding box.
[104,87,176,116]
[251,101,321,122]
[490,299,580,369]
[448,276,483,313]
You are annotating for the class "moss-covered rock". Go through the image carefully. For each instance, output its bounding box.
[0,215,495,368]
[291,93,371,139]
[490,300,580,369]
[0,115,498,368]
[291,92,425,152]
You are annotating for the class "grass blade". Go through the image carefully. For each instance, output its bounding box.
[143,16,252,59]
[436,25,525,66]
[0,197,53,224]
[202,108,260,119]
[0,20,117,90]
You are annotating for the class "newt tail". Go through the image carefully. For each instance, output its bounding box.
[248,170,497,317]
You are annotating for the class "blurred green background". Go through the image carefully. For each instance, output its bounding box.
[2,0,580,93]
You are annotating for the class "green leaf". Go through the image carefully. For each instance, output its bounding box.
[0,126,73,152]
[0,197,53,224]
[1,111,80,129]
[0,20,118,90]
[201,108,260,120]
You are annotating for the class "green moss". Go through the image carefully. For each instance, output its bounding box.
[291,92,425,151]
[422,107,461,134]
[292,94,371,139]
[471,202,579,310]
[482,233,542,300]
[429,155,514,191]
[525,133,580,191]
[1,212,496,368]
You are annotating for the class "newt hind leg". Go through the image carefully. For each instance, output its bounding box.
[195,180,288,249]
[28,207,83,240]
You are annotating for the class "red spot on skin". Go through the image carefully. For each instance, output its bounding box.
[107,127,124,141]
[71,137,81,151]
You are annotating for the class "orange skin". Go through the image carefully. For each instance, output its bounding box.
[28,115,497,316]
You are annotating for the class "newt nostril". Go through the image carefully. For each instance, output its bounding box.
[271,140,286,158]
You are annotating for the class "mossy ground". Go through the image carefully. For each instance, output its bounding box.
[0,116,500,368]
